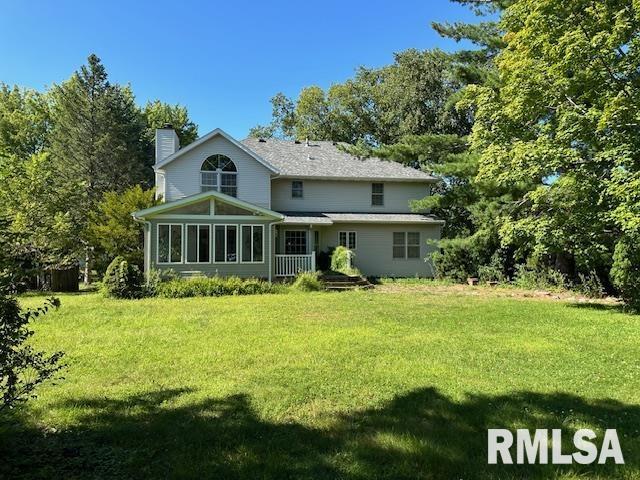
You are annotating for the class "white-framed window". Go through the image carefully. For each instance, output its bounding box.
[157,224,183,264]
[201,154,238,197]
[241,225,264,263]
[214,224,238,263]
[338,231,356,250]
[284,230,307,254]
[371,183,384,206]
[393,231,420,259]
[186,224,211,263]
[291,180,303,198]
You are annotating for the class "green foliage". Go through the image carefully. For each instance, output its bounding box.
[157,276,281,298]
[0,292,64,411]
[89,186,157,267]
[253,50,472,145]
[575,272,606,300]
[467,0,640,306]
[0,83,50,158]
[330,246,357,275]
[513,265,568,292]
[291,271,324,292]
[0,54,198,283]
[611,236,640,310]
[102,256,145,299]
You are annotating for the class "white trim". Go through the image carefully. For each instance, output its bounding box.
[157,223,184,265]
[213,224,239,264]
[274,174,439,183]
[240,224,266,264]
[185,224,212,264]
[133,189,283,220]
[154,128,279,173]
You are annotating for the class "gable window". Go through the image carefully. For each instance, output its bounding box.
[201,154,238,197]
[158,224,183,264]
[338,231,357,250]
[291,181,303,198]
[371,183,384,206]
[241,225,264,263]
[393,231,420,259]
[284,231,307,254]
[214,225,238,262]
[186,224,210,263]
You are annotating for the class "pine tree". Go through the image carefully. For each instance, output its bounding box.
[49,54,146,283]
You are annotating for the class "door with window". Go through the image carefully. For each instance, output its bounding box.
[284,230,307,254]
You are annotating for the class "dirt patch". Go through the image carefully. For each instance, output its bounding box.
[374,282,621,306]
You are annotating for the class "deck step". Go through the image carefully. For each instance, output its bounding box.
[321,274,374,291]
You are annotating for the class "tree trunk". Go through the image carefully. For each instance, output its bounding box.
[84,247,92,284]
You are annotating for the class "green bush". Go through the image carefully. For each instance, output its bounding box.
[330,246,359,275]
[575,271,606,299]
[611,237,640,309]
[157,276,281,298]
[102,256,145,299]
[291,271,324,292]
[513,265,568,291]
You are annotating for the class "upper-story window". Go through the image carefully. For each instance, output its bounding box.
[201,154,237,197]
[291,180,303,198]
[371,183,384,206]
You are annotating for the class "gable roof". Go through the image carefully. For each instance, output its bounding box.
[241,138,439,182]
[132,189,284,220]
[154,128,278,173]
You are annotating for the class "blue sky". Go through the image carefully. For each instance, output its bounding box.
[0,0,480,138]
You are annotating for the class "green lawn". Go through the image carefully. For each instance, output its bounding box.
[3,288,639,479]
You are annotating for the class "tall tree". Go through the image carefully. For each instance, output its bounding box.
[468,0,640,301]
[49,54,147,282]
[142,100,198,181]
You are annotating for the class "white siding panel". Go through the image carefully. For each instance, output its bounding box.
[162,136,272,207]
[271,179,430,212]
[318,223,441,277]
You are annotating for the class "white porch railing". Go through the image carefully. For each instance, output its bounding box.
[275,252,316,277]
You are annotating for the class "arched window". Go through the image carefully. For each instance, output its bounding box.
[200,154,237,197]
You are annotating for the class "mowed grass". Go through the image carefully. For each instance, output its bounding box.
[3,289,640,479]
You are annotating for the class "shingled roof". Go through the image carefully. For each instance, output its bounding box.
[241,138,438,182]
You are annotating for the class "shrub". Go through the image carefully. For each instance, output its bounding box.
[611,237,640,310]
[102,256,145,299]
[291,271,324,292]
[0,293,64,411]
[513,265,568,291]
[157,276,281,298]
[575,271,606,299]
[331,246,359,275]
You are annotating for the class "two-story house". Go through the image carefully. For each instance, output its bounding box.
[132,126,444,280]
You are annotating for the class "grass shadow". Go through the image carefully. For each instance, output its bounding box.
[1,388,638,479]
[567,302,632,314]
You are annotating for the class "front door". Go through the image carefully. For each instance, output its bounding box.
[284,230,307,254]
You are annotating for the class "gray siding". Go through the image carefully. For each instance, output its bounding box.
[271,178,430,213]
[318,223,440,277]
[148,218,274,279]
[161,136,272,207]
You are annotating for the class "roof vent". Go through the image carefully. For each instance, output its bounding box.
[258,138,267,143]
[294,140,301,144]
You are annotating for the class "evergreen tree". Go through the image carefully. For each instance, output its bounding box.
[49,54,147,282]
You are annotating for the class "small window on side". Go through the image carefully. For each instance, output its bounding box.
[372,183,384,206]
[292,181,303,198]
